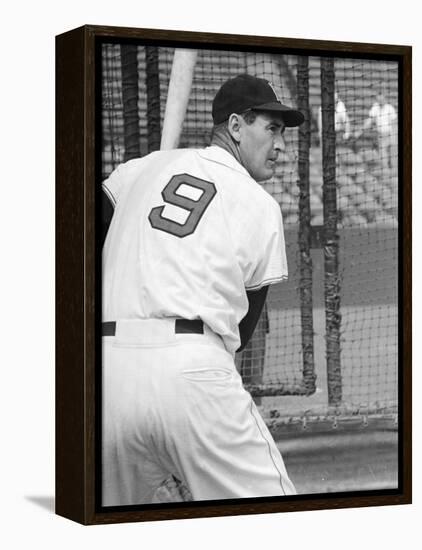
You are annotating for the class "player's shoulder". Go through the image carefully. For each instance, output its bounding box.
[102,152,161,204]
[144,148,203,173]
[103,149,194,182]
[199,146,279,201]
[386,103,397,115]
[103,152,157,183]
[195,146,261,190]
[196,146,247,175]
[253,183,282,219]
[369,102,380,115]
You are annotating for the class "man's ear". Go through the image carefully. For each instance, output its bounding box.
[227,113,242,143]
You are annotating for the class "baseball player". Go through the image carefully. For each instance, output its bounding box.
[355,89,397,173]
[101,73,304,506]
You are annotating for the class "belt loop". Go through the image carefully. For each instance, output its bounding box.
[175,319,204,334]
[102,321,116,337]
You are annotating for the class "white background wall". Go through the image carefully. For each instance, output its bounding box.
[1,1,419,548]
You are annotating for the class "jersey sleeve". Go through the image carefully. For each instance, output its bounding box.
[102,164,124,207]
[243,195,288,291]
[102,157,150,206]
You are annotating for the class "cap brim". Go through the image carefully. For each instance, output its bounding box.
[253,102,305,127]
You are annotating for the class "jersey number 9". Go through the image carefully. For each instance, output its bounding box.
[149,174,217,238]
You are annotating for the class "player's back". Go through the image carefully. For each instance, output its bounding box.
[102,146,286,354]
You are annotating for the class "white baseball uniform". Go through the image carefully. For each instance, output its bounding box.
[102,145,296,505]
[368,101,397,171]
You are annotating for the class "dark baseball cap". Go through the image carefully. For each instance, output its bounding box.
[212,74,304,127]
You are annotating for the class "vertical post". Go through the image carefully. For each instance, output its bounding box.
[145,46,161,153]
[297,55,316,395]
[320,57,342,406]
[120,44,141,161]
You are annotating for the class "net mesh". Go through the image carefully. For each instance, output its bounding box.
[333,59,398,417]
[101,44,398,426]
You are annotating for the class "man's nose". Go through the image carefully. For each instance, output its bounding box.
[274,134,286,152]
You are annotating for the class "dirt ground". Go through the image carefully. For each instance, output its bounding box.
[277,428,398,494]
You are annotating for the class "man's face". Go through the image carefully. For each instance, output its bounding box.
[238,111,286,182]
[376,93,386,105]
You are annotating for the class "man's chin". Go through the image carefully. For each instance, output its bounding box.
[256,169,275,182]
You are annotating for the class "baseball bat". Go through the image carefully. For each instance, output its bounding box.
[160,49,198,150]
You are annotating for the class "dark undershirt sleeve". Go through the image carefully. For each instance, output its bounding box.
[237,286,269,352]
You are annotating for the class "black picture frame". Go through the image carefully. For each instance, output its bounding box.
[55,24,412,525]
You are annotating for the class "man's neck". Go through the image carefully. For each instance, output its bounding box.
[210,126,243,167]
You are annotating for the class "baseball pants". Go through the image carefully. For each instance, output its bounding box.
[102,318,296,506]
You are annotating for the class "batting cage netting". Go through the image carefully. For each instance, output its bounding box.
[101,44,398,429]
